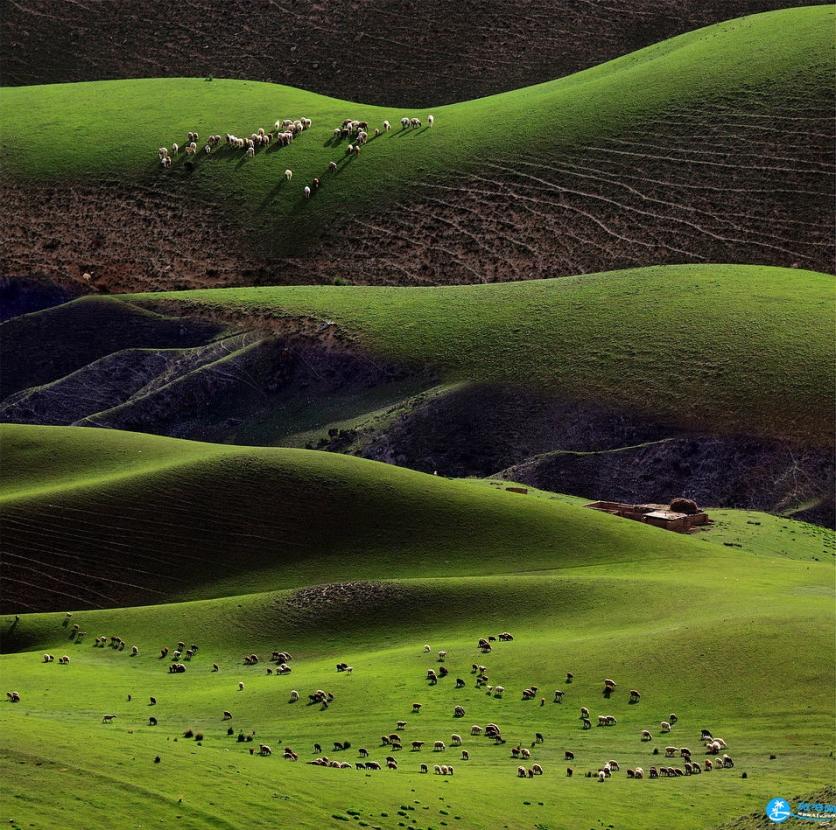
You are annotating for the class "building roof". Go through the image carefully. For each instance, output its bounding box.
[644,510,689,521]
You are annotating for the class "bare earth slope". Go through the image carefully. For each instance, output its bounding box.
[1,0,821,106]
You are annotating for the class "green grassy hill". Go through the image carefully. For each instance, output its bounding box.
[132,264,835,445]
[1,426,833,829]
[1,422,717,613]
[1,5,832,277]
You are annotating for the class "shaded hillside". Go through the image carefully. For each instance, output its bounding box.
[2,7,833,290]
[2,265,833,522]
[1,1,822,106]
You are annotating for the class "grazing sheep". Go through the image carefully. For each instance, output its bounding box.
[365,761,381,771]
[669,713,678,724]
[312,177,320,191]
[238,682,245,691]
[634,767,644,779]
[454,706,465,718]
[102,714,117,723]
[423,644,431,653]
[148,716,157,726]
[428,114,434,127]
[223,710,232,720]
[517,765,527,778]
[665,746,677,758]
[722,754,734,768]
[259,744,272,756]
[245,146,255,158]
[42,654,53,663]
[493,685,504,698]
[303,184,312,200]
[149,697,157,706]
[58,656,70,665]
[411,741,424,751]
[412,703,422,713]
[531,763,543,775]
[383,120,391,131]
[461,749,469,760]
[581,718,592,730]
[597,769,606,782]
[426,670,438,685]
[553,690,565,703]
[346,144,354,155]
[6,691,20,703]
[433,741,446,752]
[387,760,398,770]
[660,721,672,733]
[410,118,421,128]
[700,729,714,741]
[160,647,169,659]
[579,707,590,719]
[451,734,463,746]
[419,763,428,773]
[396,721,407,730]
[629,689,641,703]
[470,725,482,735]
[171,143,179,154]
[438,650,447,662]
[400,117,410,129]
[204,144,212,154]
[704,759,713,771]
[352,144,361,156]
[535,733,544,744]
[641,729,653,741]
[328,161,337,173]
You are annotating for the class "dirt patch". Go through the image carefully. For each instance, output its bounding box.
[0,179,280,294]
[280,581,410,629]
[2,1,821,106]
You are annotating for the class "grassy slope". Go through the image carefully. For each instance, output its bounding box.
[1,512,832,827]
[1,426,833,828]
[0,6,832,255]
[1,423,721,609]
[130,264,836,445]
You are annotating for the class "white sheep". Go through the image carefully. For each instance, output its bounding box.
[304,186,311,199]
[423,644,431,653]
[383,120,391,131]
[245,146,255,158]
[284,169,293,181]
[238,681,245,691]
[451,734,462,746]
[427,114,434,127]
[289,690,299,702]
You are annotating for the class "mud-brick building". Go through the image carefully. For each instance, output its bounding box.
[585,501,710,532]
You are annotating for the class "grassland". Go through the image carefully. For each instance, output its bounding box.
[0,5,832,260]
[130,263,836,445]
[1,426,833,829]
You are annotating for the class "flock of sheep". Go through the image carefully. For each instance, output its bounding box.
[155,111,434,200]
[8,617,739,791]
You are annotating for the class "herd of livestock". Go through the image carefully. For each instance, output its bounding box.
[8,615,738,787]
[155,112,434,200]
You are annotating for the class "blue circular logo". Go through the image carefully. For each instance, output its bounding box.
[766,798,792,823]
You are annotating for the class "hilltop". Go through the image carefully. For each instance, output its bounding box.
[1,6,833,291]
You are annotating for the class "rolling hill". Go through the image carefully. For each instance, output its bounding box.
[1,424,833,829]
[1,6,833,290]
[2,1,823,104]
[3,264,833,522]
